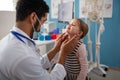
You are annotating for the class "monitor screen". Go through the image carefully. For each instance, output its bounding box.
[58,1,74,23]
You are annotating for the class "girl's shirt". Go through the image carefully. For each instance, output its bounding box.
[64,40,88,80]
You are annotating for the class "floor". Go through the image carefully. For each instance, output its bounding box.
[88,67,120,80]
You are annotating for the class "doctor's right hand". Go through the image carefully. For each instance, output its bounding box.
[58,34,79,65]
[52,33,68,53]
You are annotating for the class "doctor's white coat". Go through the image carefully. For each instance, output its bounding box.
[0,27,66,80]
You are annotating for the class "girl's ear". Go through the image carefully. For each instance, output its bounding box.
[78,31,83,38]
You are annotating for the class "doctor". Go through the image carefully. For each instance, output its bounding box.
[0,0,79,80]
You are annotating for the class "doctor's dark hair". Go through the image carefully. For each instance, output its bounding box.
[16,0,49,22]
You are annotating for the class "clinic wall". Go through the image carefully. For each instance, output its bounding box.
[0,11,16,39]
[45,0,120,68]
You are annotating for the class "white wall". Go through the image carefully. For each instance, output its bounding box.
[0,11,16,39]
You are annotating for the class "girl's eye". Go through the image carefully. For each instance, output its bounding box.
[67,23,76,26]
[71,24,76,26]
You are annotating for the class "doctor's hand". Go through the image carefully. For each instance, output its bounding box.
[47,33,68,61]
[58,34,80,65]
[52,33,68,53]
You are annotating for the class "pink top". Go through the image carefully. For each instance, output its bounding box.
[76,43,88,80]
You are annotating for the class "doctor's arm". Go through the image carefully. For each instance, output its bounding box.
[41,33,67,69]
[14,56,66,80]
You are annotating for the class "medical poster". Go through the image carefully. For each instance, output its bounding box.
[51,0,74,19]
[58,1,74,22]
[61,0,74,3]
[51,0,61,18]
[79,0,113,18]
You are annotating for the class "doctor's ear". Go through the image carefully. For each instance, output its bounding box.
[29,12,37,24]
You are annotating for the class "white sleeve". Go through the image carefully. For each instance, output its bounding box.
[77,44,88,80]
[13,56,66,80]
[41,54,52,69]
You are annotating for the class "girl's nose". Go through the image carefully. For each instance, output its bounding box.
[66,24,71,29]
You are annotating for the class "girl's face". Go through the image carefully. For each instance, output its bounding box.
[66,19,81,36]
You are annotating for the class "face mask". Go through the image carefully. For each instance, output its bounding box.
[32,14,41,39]
[33,15,41,31]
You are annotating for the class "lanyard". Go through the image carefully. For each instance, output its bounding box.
[11,31,35,45]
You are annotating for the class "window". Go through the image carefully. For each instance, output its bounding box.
[0,0,17,11]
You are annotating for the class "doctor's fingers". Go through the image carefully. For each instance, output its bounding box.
[55,33,66,46]
[56,33,68,42]
[53,38,63,51]
[61,35,79,53]
[55,34,68,49]
[53,34,67,51]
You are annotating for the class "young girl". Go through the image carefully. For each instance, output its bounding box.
[64,18,89,80]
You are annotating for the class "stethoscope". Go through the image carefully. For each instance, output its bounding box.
[11,31,41,55]
[11,31,35,45]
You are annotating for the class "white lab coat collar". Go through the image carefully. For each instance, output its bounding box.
[11,26,35,46]
[11,26,30,39]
